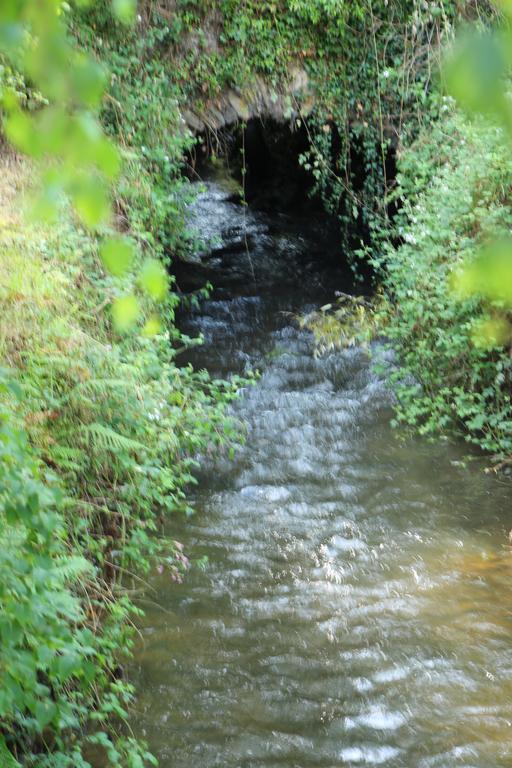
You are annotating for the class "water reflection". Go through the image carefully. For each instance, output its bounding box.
[133,183,512,768]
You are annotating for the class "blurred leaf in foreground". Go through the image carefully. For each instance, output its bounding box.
[444,29,512,136]
[471,315,511,349]
[112,294,140,332]
[0,0,172,329]
[100,237,135,276]
[139,258,168,302]
[454,238,512,306]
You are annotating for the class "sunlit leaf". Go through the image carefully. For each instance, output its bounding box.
[0,88,18,112]
[71,176,110,228]
[142,316,162,336]
[71,55,107,108]
[100,237,134,276]
[139,258,168,301]
[453,238,512,305]
[29,185,62,223]
[444,31,512,133]
[25,32,72,104]
[73,112,103,145]
[112,294,140,331]
[497,0,512,19]
[94,138,121,180]
[63,115,120,176]
[36,107,68,156]
[3,110,39,157]
[471,315,511,348]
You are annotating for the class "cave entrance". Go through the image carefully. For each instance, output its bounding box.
[177,116,346,295]
[188,116,397,247]
[189,117,321,214]
[177,115,400,299]
[175,116,397,360]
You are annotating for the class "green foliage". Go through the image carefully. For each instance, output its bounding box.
[0,155,240,765]
[442,4,512,346]
[69,4,196,262]
[0,371,147,768]
[313,1,473,260]
[0,0,170,330]
[372,110,512,457]
[71,0,471,269]
[1,1,508,765]
[0,0,257,761]
[360,0,512,459]
[0,0,117,225]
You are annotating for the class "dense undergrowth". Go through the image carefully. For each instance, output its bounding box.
[1,0,510,766]
[372,110,512,459]
[0,154,239,766]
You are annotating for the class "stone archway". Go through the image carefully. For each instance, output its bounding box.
[180,66,315,134]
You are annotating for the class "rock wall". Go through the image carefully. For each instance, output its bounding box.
[181,65,315,134]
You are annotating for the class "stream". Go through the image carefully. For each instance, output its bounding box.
[133,182,512,768]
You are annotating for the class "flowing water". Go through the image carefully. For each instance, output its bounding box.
[133,183,512,768]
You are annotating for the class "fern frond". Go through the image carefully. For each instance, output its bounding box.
[46,444,85,473]
[53,555,93,581]
[80,423,146,454]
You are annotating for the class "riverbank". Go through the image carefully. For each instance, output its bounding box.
[0,153,238,766]
[373,110,512,460]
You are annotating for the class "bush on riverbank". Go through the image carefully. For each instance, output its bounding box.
[372,109,512,459]
[0,154,239,765]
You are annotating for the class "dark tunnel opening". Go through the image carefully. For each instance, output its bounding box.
[177,116,398,295]
[187,115,398,239]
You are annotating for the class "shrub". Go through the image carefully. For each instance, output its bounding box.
[0,154,239,765]
[373,109,512,458]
